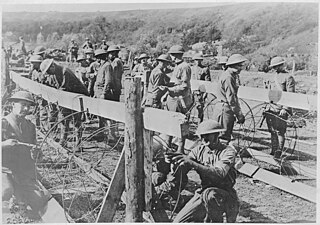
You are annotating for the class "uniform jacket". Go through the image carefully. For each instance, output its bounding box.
[191,64,211,81]
[189,142,237,190]
[2,113,37,184]
[168,60,192,98]
[111,58,124,94]
[94,60,115,97]
[215,69,241,117]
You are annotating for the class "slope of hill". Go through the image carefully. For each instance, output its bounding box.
[2,2,318,69]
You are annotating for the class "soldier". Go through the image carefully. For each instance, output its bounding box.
[263,56,295,158]
[144,54,172,109]
[168,120,239,222]
[18,36,27,56]
[86,49,104,97]
[100,39,108,51]
[68,39,79,62]
[82,37,93,50]
[191,53,211,122]
[2,91,51,221]
[133,53,153,98]
[75,54,89,88]
[162,45,193,154]
[33,46,47,59]
[212,54,246,143]
[93,48,118,140]
[84,48,95,66]
[29,55,43,82]
[40,59,89,151]
[217,56,228,71]
[107,45,123,102]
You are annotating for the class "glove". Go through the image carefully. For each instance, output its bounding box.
[237,113,245,124]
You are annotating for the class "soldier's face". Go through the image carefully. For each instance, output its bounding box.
[12,100,32,117]
[201,133,219,146]
[31,62,41,69]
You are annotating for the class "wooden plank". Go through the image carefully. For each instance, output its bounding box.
[253,166,316,203]
[49,186,97,195]
[96,148,125,222]
[190,79,317,110]
[236,162,260,177]
[144,129,153,212]
[124,77,144,222]
[143,107,187,138]
[246,148,316,179]
[11,71,185,137]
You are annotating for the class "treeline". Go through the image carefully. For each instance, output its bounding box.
[3,3,318,70]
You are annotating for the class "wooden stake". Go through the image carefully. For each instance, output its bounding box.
[124,77,144,222]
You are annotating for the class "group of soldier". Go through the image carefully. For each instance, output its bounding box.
[2,35,295,222]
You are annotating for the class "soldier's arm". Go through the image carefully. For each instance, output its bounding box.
[103,64,114,95]
[168,66,190,94]
[192,147,236,180]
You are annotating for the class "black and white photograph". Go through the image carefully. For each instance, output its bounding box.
[1,0,318,223]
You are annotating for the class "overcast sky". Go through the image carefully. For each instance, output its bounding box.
[1,1,236,12]
[1,0,312,12]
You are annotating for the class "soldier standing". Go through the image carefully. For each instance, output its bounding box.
[163,45,193,154]
[133,53,153,98]
[144,54,172,109]
[82,37,93,50]
[68,39,79,62]
[212,54,246,143]
[107,45,123,102]
[100,39,108,51]
[263,56,295,158]
[86,49,104,97]
[191,53,211,122]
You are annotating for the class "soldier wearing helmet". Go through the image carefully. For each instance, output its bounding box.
[75,54,89,88]
[34,46,47,59]
[144,54,172,108]
[107,45,123,102]
[18,36,27,56]
[84,48,95,65]
[217,56,228,71]
[165,120,239,223]
[100,39,108,51]
[162,45,193,154]
[40,59,89,150]
[2,91,51,220]
[191,53,211,122]
[212,54,247,143]
[263,56,295,159]
[68,39,79,62]
[132,53,153,97]
[94,48,118,140]
[29,55,43,82]
[82,38,93,50]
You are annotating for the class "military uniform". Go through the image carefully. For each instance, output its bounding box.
[212,69,243,141]
[264,71,295,156]
[145,65,171,108]
[111,58,124,101]
[87,61,101,97]
[2,113,50,220]
[173,142,239,222]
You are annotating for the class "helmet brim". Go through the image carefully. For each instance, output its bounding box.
[8,97,35,105]
[41,59,54,74]
[195,128,226,136]
[269,61,285,68]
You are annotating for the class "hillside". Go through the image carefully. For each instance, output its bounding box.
[2,2,318,70]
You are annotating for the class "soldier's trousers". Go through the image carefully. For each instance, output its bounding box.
[212,102,235,142]
[173,187,239,223]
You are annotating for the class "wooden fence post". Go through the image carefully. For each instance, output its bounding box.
[124,77,144,222]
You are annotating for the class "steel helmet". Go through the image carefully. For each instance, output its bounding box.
[76,54,86,62]
[269,56,285,68]
[217,56,228,65]
[8,91,35,105]
[94,49,108,57]
[192,53,204,60]
[85,37,89,40]
[182,52,191,58]
[71,39,75,42]
[102,39,106,42]
[168,45,184,54]
[106,45,120,53]
[85,48,94,54]
[195,120,226,135]
[138,53,149,60]
[29,55,43,63]
[34,46,46,55]
[226,54,247,66]
[40,58,54,74]
[157,54,171,63]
